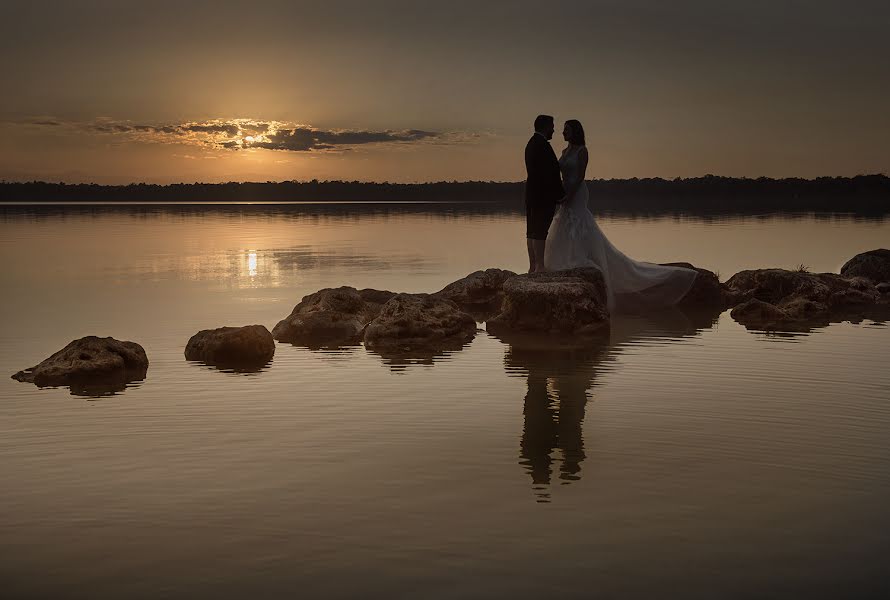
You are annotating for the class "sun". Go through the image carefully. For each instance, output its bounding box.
[244,136,255,143]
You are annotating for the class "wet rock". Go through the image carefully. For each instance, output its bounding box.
[434,268,517,320]
[185,325,274,368]
[364,294,477,358]
[840,249,890,283]
[12,336,148,391]
[487,268,610,338]
[724,268,881,330]
[729,299,805,331]
[660,262,725,309]
[272,286,396,347]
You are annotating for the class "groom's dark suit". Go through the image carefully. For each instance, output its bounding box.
[524,133,564,240]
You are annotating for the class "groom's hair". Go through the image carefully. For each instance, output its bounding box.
[533,114,554,132]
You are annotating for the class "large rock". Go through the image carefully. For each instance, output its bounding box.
[185,325,274,368]
[434,268,517,320]
[840,249,890,283]
[661,262,725,309]
[363,294,477,358]
[724,268,882,330]
[12,336,149,392]
[486,268,610,337]
[272,286,396,347]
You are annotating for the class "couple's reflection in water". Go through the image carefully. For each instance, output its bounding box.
[498,307,720,502]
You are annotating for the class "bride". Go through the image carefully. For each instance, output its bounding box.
[543,119,698,312]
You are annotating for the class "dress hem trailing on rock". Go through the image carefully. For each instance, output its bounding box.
[543,148,697,312]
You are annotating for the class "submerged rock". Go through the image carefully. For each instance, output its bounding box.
[724,268,882,330]
[272,286,396,347]
[12,336,148,391]
[363,293,477,358]
[840,249,890,283]
[434,268,517,320]
[487,268,609,338]
[185,325,274,368]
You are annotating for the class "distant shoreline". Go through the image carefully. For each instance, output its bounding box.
[1,175,888,213]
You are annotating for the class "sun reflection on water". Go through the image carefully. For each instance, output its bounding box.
[247,251,258,277]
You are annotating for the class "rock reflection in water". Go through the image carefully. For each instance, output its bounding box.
[502,307,720,502]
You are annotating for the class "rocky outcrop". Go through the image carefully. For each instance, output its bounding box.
[724,268,883,330]
[363,294,477,359]
[185,325,274,368]
[434,268,517,320]
[12,336,149,392]
[272,286,396,347]
[840,249,890,283]
[661,262,725,309]
[487,268,610,338]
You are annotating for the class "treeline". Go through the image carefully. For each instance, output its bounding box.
[1,175,888,212]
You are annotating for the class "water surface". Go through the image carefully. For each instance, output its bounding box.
[1,204,889,599]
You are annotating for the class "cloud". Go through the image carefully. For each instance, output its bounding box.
[181,123,241,136]
[248,127,439,152]
[16,117,456,153]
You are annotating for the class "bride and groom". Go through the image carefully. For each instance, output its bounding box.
[524,114,697,311]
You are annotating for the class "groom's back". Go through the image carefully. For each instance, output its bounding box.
[525,134,561,205]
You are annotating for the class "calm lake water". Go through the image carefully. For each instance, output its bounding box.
[2,203,889,599]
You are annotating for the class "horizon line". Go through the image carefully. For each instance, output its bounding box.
[2,173,888,187]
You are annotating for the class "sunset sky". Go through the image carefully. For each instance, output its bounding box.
[1,0,887,184]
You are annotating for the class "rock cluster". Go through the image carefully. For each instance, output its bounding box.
[272,286,395,347]
[13,249,889,393]
[724,268,885,331]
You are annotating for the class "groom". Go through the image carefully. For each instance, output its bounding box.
[524,114,564,273]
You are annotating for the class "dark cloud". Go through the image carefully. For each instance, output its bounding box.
[181,123,241,136]
[90,123,137,133]
[240,122,270,134]
[252,127,439,151]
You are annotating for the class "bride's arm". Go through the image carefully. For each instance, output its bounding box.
[563,147,588,201]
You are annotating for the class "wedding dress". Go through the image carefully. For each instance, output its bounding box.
[543,147,697,312]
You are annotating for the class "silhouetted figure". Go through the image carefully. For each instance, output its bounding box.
[524,114,565,273]
[544,118,698,311]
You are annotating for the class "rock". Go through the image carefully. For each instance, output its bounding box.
[660,262,725,309]
[724,268,881,330]
[434,268,517,320]
[272,286,396,347]
[877,282,890,295]
[363,294,477,358]
[12,336,149,392]
[840,249,890,283]
[486,268,610,338]
[185,325,274,368]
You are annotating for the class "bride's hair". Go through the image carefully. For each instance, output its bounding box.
[565,119,585,145]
